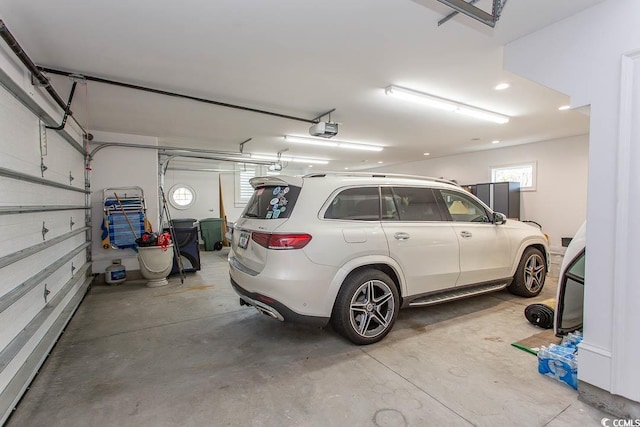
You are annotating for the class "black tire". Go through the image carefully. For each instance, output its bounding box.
[213,241,223,251]
[331,269,399,345]
[508,247,547,297]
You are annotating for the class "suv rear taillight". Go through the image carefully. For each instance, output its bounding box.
[251,232,312,250]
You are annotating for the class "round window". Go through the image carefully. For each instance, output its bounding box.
[169,184,196,210]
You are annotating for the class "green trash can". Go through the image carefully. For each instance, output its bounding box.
[199,218,224,251]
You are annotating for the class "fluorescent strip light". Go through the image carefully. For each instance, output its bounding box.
[250,153,329,165]
[284,135,383,152]
[385,85,510,124]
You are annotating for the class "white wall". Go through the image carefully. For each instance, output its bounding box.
[164,170,221,223]
[90,131,158,273]
[372,135,588,249]
[504,0,640,404]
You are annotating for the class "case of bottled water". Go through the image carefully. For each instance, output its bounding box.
[537,331,582,390]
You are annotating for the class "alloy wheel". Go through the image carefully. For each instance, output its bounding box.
[524,253,545,292]
[349,279,395,338]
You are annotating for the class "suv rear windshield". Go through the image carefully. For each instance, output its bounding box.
[242,185,301,219]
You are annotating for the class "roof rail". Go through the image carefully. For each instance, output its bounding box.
[303,172,460,187]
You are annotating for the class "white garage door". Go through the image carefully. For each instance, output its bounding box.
[0,62,92,423]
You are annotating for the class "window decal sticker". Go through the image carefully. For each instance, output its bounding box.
[273,186,281,195]
[266,211,273,219]
[270,197,279,206]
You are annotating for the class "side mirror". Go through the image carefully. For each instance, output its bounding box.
[493,212,507,225]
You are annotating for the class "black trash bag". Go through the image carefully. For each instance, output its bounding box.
[136,232,159,247]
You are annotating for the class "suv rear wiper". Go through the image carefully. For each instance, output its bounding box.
[244,212,260,218]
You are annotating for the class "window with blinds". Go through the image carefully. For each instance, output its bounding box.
[234,166,256,207]
[234,164,294,207]
[239,167,257,203]
[234,165,287,206]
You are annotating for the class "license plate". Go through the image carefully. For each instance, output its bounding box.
[238,232,250,249]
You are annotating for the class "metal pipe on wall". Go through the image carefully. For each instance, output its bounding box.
[45,81,77,131]
[89,141,251,160]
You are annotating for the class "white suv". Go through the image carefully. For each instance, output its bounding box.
[228,173,548,344]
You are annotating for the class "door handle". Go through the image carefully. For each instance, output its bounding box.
[394,232,410,240]
[460,231,472,238]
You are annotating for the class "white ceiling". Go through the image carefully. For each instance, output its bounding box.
[0,0,598,171]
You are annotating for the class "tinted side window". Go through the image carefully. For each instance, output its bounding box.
[324,187,380,221]
[387,187,442,221]
[243,185,300,219]
[439,190,490,223]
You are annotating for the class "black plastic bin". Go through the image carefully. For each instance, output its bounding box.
[171,218,197,229]
[164,226,201,274]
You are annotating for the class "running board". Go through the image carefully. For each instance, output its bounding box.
[407,282,509,307]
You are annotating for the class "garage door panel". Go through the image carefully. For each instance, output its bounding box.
[0,43,91,424]
[0,85,41,176]
[44,131,86,187]
[0,269,90,408]
[0,233,87,300]
[44,252,87,303]
[0,287,46,355]
[0,176,85,206]
[0,209,87,259]
[0,252,87,355]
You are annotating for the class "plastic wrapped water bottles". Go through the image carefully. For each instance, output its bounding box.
[560,331,583,348]
[538,331,582,390]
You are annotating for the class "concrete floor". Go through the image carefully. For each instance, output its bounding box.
[7,249,607,427]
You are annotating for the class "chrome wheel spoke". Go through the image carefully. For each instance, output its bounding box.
[366,281,375,304]
[374,291,392,306]
[351,305,367,313]
[372,308,390,328]
[350,302,367,313]
[358,313,372,335]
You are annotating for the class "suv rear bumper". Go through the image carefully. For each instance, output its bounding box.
[230,277,329,327]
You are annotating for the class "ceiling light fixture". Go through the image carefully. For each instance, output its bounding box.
[284,135,383,152]
[423,152,431,156]
[385,85,510,124]
[494,83,510,90]
[558,105,571,111]
[492,140,500,144]
[249,153,329,165]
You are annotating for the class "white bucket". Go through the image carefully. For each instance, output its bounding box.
[137,244,174,287]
